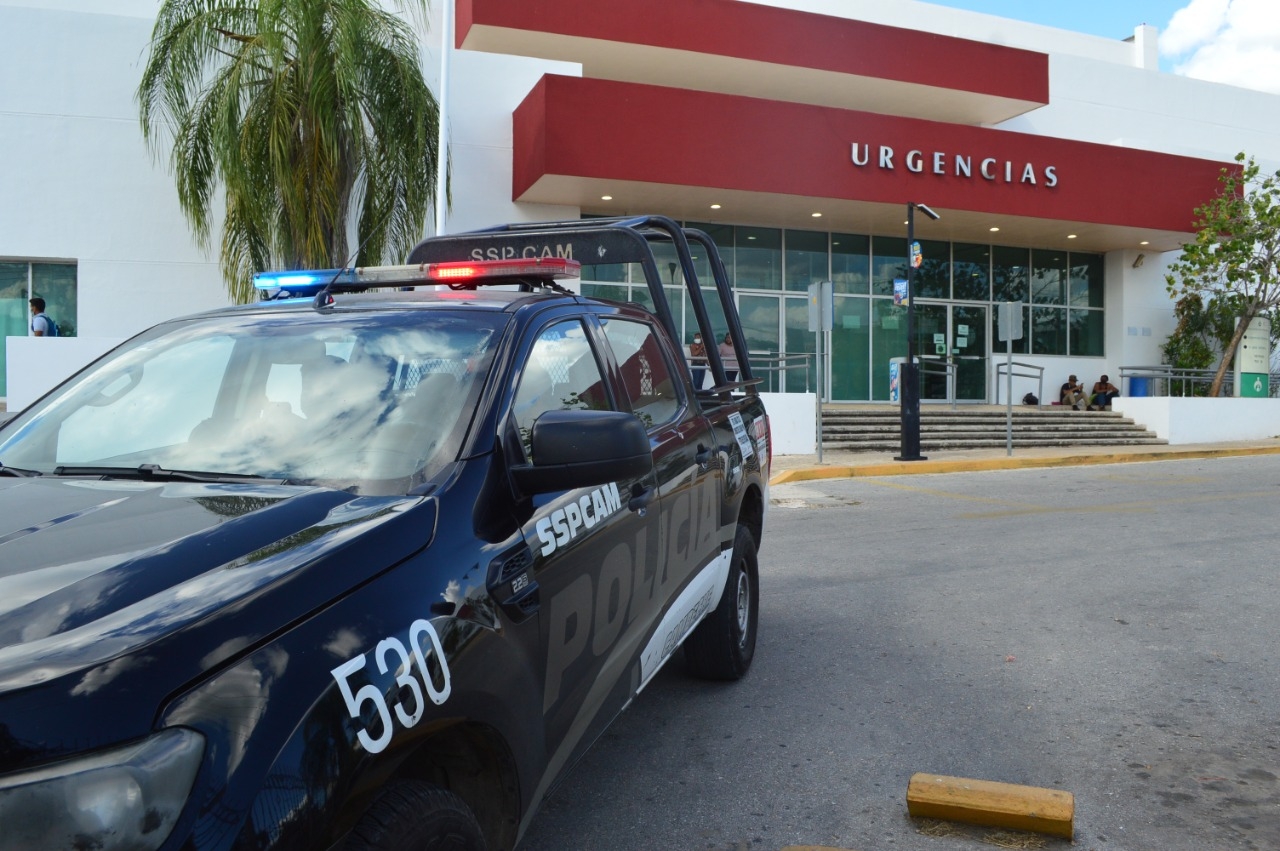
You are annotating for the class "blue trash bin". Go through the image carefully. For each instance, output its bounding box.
[1129,377,1150,397]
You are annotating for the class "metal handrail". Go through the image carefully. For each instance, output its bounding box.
[918,356,958,410]
[746,352,813,394]
[1119,365,1280,397]
[994,361,1045,410]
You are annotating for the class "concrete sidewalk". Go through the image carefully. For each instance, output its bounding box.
[769,438,1280,484]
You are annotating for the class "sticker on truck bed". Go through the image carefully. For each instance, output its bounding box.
[729,412,754,460]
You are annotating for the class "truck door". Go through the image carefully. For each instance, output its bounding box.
[595,315,723,691]
[507,317,662,776]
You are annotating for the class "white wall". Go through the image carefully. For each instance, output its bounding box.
[0,3,227,343]
[1114,397,1280,444]
[443,50,582,233]
[760,392,816,455]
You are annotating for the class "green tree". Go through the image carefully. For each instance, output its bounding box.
[138,0,440,303]
[1166,152,1280,397]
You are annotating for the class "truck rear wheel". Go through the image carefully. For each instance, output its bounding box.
[345,780,486,851]
[684,523,758,680]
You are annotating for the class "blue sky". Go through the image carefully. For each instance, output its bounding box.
[924,0,1187,42]
[923,0,1280,92]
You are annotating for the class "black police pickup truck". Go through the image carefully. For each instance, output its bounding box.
[0,216,770,851]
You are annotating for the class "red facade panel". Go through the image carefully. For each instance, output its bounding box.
[459,0,1048,103]
[514,76,1228,234]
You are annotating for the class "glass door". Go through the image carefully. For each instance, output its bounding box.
[952,304,988,401]
[912,303,989,403]
[914,302,950,401]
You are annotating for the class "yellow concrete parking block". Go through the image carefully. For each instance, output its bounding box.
[906,772,1074,839]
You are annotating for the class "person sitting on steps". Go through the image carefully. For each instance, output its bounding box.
[1060,374,1088,410]
[1091,374,1120,410]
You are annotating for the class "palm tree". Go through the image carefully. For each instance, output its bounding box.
[138,0,440,303]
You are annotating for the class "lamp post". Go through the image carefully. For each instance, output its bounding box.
[896,202,940,462]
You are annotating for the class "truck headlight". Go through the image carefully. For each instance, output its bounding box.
[0,727,204,851]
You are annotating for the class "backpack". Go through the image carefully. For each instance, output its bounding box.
[1022,392,1038,405]
[43,315,58,337]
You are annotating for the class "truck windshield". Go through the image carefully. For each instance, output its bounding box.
[0,310,505,495]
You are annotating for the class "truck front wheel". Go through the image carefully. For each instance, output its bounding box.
[684,523,758,680]
[345,780,486,851]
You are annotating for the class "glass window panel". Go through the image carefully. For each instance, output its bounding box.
[735,226,781,290]
[831,233,870,295]
[686,221,733,287]
[0,263,29,398]
[992,245,1030,303]
[784,229,828,293]
[650,241,683,288]
[871,236,908,297]
[952,243,990,301]
[1031,249,1067,305]
[831,296,870,401]
[32,264,77,337]
[784,296,817,393]
[1070,309,1105,356]
[871,298,908,401]
[990,304,1029,355]
[1069,253,1105,308]
[738,295,778,391]
[914,239,950,299]
[1032,306,1067,355]
[579,260,628,283]
[581,283,627,302]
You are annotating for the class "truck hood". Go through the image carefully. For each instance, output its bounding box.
[0,477,434,692]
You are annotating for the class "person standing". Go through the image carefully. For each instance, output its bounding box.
[29,297,57,337]
[718,332,739,383]
[688,332,707,390]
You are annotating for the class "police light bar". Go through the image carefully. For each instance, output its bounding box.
[253,257,581,297]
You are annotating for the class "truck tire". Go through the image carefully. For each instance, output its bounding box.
[684,523,758,680]
[345,780,487,851]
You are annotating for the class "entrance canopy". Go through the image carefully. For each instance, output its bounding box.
[461,0,1232,253]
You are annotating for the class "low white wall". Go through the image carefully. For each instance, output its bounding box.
[760,392,816,455]
[5,336,125,412]
[1113,397,1280,444]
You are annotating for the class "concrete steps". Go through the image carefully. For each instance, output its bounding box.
[820,406,1166,452]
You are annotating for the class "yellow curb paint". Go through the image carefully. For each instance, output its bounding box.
[769,445,1280,486]
[906,773,1074,839]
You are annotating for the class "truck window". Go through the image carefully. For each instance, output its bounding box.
[512,320,613,459]
[599,318,680,429]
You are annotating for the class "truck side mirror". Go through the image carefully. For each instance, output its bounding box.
[510,409,652,495]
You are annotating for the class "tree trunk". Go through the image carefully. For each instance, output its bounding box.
[1208,309,1257,397]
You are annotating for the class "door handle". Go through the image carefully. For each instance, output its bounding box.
[696,444,713,470]
[628,483,655,515]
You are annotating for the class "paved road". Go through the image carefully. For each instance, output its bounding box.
[517,454,1280,851]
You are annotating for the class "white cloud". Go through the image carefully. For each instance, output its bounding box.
[1160,0,1280,94]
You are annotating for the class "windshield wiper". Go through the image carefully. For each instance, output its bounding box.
[0,463,42,477]
[51,464,286,484]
